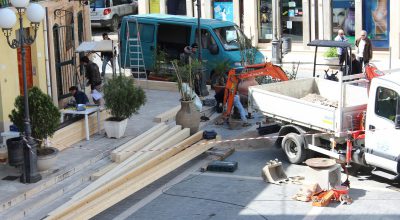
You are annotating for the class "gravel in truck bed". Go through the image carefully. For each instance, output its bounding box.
[300,93,338,108]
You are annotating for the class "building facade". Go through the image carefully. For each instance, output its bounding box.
[0,0,91,132]
[138,0,400,59]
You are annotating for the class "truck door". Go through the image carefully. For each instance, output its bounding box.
[120,19,157,71]
[365,83,400,173]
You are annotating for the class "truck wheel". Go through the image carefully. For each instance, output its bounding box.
[110,16,119,32]
[282,133,307,164]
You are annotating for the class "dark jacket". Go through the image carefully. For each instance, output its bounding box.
[101,51,113,59]
[74,91,89,104]
[355,37,373,62]
[85,61,102,89]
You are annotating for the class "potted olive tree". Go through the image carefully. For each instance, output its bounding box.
[9,87,61,171]
[103,76,146,138]
[171,60,201,135]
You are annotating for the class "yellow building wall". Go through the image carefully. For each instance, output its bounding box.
[0,14,47,132]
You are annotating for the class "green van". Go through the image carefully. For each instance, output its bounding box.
[119,14,265,80]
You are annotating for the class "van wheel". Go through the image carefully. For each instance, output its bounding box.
[110,16,119,32]
[282,133,308,164]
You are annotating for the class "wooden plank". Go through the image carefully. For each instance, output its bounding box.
[50,111,109,151]
[111,123,169,162]
[48,130,202,217]
[153,105,180,123]
[47,135,220,220]
[90,163,118,181]
[72,125,184,201]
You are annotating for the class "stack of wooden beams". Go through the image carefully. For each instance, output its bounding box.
[46,123,220,219]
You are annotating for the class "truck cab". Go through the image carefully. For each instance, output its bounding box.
[365,74,400,175]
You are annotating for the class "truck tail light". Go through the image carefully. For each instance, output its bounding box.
[103,8,111,15]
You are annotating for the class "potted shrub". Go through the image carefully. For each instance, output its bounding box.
[9,87,61,171]
[211,60,230,93]
[323,47,340,69]
[171,60,201,135]
[103,76,146,138]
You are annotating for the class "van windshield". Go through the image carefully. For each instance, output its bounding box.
[90,0,106,8]
[213,26,246,51]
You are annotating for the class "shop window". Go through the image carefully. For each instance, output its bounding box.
[258,0,272,43]
[332,0,355,44]
[281,0,303,42]
[363,0,390,48]
[167,0,186,15]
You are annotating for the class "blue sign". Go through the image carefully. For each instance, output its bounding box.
[363,0,390,48]
[213,1,234,22]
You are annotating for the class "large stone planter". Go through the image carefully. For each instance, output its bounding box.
[104,118,128,139]
[37,147,59,172]
[323,57,340,70]
[176,100,201,135]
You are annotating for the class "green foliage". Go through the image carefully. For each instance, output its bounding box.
[212,60,231,86]
[103,76,146,121]
[238,28,257,66]
[153,47,168,74]
[324,47,338,58]
[171,59,202,101]
[9,87,61,144]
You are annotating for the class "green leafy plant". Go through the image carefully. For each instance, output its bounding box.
[9,87,61,147]
[211,60,231,86]
[238,28,257,66]
[103,76,146,121]
[323,47,338,58]
[153,47,168,75]
[171,59,202,101]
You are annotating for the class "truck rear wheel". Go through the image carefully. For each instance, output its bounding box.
[282,133,307,164]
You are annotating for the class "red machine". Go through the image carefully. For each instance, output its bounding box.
[222,62,289,119]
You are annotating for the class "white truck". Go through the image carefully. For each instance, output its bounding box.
[249,40,400,180]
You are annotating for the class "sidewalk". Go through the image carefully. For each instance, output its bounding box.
[260,48,400,79]
[0,89,182,219]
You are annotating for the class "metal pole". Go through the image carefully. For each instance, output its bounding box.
[197,0,202,61]
[196,0,208,96]
[271,0,282,64]
[17,8,41,184]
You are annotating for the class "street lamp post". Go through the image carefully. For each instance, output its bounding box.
[0,0,45,183]
[195,0,208,96]
[271,0,282,64]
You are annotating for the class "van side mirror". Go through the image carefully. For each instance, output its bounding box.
[209,44,219,55]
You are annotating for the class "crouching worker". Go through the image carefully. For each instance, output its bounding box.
[69,86,89,105]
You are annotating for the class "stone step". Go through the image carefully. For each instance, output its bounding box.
[0,158,110,220]
[0,147,113,213]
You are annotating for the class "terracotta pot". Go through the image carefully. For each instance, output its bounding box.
[238,77,258,97]
[176,100,201,135]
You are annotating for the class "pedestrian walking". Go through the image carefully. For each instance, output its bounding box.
[334,29,348,70]
[80,56,102,105]
[355,30,373,66]
[101,33,114,79]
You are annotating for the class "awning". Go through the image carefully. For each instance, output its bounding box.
[75,40,115,53]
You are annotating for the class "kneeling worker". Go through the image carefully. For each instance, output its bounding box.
[69,86,89,105]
